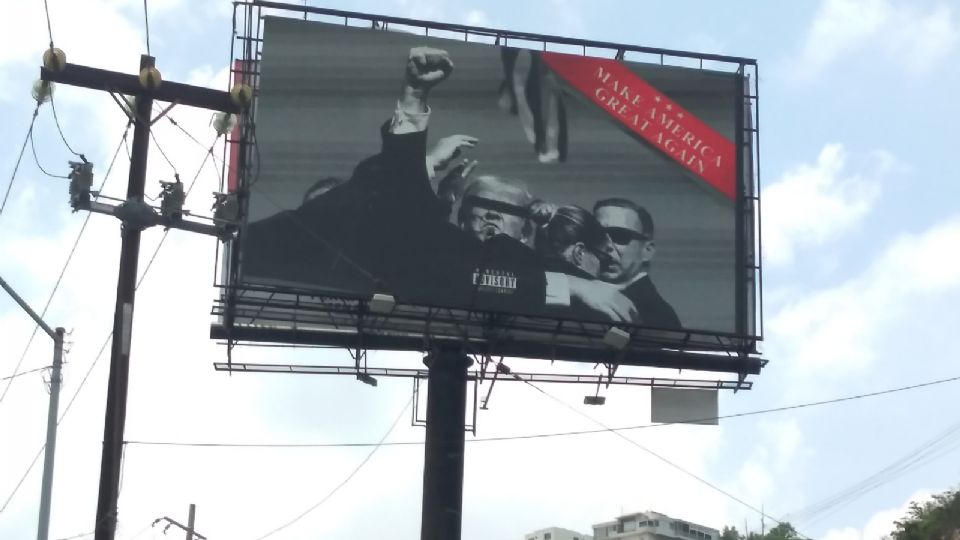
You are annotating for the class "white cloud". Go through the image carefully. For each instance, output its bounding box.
[794,0,960,79]
[821,489,934,540]
[769,214,960,380]
[727,419,807,528]
[465,9,490,27]
[762,144,888,267]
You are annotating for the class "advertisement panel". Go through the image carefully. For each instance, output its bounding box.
[223,15,759,368]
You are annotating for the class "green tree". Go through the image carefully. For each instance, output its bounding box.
[887,487,960,540]
[720,526,741,540]
[719,522,802,540]
[764,523,802,540]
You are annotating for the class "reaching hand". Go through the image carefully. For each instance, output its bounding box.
[436,158,479,215]
[428,134,478,172]
[527,199,558,227]
[568,276,638,322]
[406,47,454,90]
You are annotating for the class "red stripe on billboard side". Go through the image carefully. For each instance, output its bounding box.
[540,52,736,200]
[227,59,244,193]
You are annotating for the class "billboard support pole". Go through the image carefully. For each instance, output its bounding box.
[40,54,241,540]
[420,348,472,540]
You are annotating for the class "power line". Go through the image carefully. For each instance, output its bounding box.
[148,130,178,176]
[42,0,55,47]
[254,396,412,539]
[49,95,84,159]
[0,123,131,407]
[123,372,960,449]
[29,130,69,179]
[0,135,213,513]
[123,521,156,540]
[142,0,151,55]
[165,115,216,160]
[0,365,52,382]
[54,531,93,540]
[517,377,813,540]
[0,124,130,404]
[163,114,225,185]
[787,416,960,526]
[0,103,41,215]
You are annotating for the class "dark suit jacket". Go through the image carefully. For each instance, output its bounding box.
[622,275,682,330]
[241,123,553,316]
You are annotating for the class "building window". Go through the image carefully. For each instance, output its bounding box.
[545,534,551,540]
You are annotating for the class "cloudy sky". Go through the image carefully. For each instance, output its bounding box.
[1,0,959,539]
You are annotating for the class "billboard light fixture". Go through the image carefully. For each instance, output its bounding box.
[357,372,378,387]
[583,395,606,405]
[603,327,630,350]
[369,293,396,314]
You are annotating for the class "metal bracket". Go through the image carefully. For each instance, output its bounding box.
[114,199,159,231]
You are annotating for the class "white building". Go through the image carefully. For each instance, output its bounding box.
[525,526,593,540]
[591,511,720,540]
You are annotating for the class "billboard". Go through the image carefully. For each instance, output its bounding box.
[217,13,761,371]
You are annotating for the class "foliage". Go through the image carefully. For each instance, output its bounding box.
[719,522,803,540]
[887,487,960,540]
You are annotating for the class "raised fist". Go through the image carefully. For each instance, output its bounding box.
[405,47,454,90]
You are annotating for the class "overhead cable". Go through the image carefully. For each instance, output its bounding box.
[254,396,412,539]
[123,372,960,449]
[0,103,41,215]
[517,377,812,540]
[0,134,216,513]
[0,123,131,407]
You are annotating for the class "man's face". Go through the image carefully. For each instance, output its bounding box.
[460,196,529,243]
[595,205,653,284]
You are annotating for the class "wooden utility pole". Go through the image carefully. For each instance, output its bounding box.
[40,52,245,540]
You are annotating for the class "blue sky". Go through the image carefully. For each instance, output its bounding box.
[1,1,959,539]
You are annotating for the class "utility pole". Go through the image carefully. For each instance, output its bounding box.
[37,327,64,540]
[761,504,765,536]
[40,51,246,540]
[185,503,196,540]
[0,275,65,540]
[153,505,204,540]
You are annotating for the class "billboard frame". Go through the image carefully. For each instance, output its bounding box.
[214,0,765,377]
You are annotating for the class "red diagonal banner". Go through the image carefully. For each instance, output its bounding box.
[541,52,736,200]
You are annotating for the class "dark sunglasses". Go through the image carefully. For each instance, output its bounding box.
[604,226,649,245]
[462,195,531,219]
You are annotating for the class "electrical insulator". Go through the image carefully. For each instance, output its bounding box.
[31,79,55,103]
[212,192,240,239]
[211,112,238,136]
[159,177,185,222]
[138,67,162,90]
[229,84,253,107]
[68,161,94,211]
[42,48,66,72]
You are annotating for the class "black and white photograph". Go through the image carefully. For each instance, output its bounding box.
[240,17,743,334]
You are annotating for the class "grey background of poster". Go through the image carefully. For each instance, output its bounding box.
[247,16,739,334]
